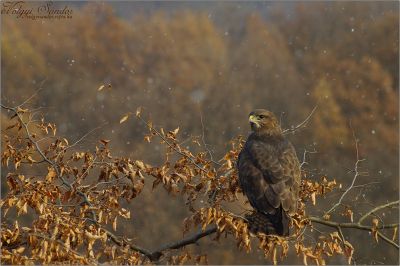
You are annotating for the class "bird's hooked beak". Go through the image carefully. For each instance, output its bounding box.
[249,115,260,128]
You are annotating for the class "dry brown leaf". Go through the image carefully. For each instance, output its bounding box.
[144,135,151,143]
[323,214,331,220]
[15,246,25,253]
[112,216,117,231]
[46,167,57,182]
[119,113,130,124]
[135,107,142,117]
[372,218,379,228]
[311,192,316,205]
[100,139,110,145]
[172,127,179,135]
[343,241,354,265]
[135,160,146,170]
[27,155,36,163]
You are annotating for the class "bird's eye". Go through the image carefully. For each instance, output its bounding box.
[259,115,265,119]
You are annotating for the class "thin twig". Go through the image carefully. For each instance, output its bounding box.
[282,104,318,135]
[308,217,398,231]
[300,148,317,169]
[358,200,399,224]
[325,131,365,216]
[66,123,108,150]
[308,216,399,249]
[199,112,221,166]
[377,231,399,249]
[137,116,210,175]
[351,181,380,189]
[16,78,47,108]
[70,155,98,186]
[29,232,97,264]
[87,176,125,191]
[1,104,97,222]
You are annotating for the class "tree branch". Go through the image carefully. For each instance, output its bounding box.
[358,200,399,225]
[377,231,399,249]
[3,105,218,262]
[282,104,318,135]
[105,203,400,263]
[308,216,398,231]
[137,116,211,175]
[66,123,108,150]
[308,216,399,249]
[1,104,97,222]
[103,228,153,258]
[199,111,221,166]
[150,225,218,260]
[103,225,218,261]
[29,232,97,264]
[300,148,318,169]
[325,131,365,216]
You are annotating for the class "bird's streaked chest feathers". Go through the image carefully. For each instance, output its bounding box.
[245,132,289,158]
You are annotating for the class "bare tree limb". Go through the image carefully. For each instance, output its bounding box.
[104,228,153,258]
[308,213,399,249]
[377,231,399,249]
[325,131,366,216]
[199,111,221,166]
[308,216,398,231]
[150,225,218,260]
[300,148,318,169]
[282,104,318,135]
[103,225,218,261]
[11,78,47,108]
[358,200,399,224]
[66,122,108,150]
[16,87,45,108]
[104,202,399,263]
[104,199,399,261]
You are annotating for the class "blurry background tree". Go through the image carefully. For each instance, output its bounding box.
[1,1,398,264]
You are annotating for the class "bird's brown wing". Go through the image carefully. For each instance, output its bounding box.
[238,139,300,215]
[238,149,279,214]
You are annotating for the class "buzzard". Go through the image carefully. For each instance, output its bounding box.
[237,109,300,236]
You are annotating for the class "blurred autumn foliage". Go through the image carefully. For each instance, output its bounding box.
[1,1,399,264]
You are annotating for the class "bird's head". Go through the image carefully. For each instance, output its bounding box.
[248,109,282,136]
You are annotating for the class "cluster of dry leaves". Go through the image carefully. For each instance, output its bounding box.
[1,106,397,265]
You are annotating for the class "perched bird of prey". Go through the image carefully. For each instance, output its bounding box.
[237,109,300,236]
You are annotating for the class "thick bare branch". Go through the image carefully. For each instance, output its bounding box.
[150,225,218,261]
[104,225,217,261]
[104,228,153,258]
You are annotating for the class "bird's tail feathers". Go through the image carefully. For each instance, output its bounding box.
[245,208,289,236]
